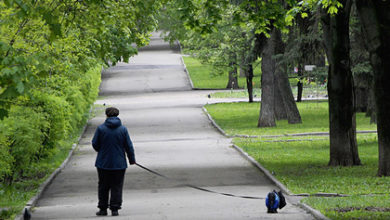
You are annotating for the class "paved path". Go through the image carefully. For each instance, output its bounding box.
[32,33,314,219]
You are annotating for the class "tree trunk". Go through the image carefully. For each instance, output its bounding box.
[274,80,288,120]
[356,0,390,176]
[274,29,302,124]
[258,36,276,127]
[273,29,288,120]
[226,61,239,89]
[246,64,254,103]
[321,0,361,166]
[297,63,303,102]
[366,87,376,124]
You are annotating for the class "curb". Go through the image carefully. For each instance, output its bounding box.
[177,41,195,90]
[202,106,257,138]
[179,55,195,89]
[202,105,292,194]
[231,144,292,195]
[15,116,90,220]
[202,104,333,220]
[298,203,331,220]
[202,107,229,137]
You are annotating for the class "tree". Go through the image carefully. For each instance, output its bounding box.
[320,0,361,166]
[159,1,256,90]
[160,0,301,123]
[356,0,390,176]
[288,0,361,166]
[258,28,302,127]
[0,0,164,118]
[258,32,276,127]
[284,10,324,102]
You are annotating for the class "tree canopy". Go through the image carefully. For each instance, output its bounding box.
[0,0,164,118]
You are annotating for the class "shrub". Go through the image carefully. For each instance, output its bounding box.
[0,65,101,184]
[0,105,48,184]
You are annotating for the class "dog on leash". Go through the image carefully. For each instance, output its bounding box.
[266,190,286,213]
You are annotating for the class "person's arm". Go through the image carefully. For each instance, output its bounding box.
[124,128,136,165]
[92,127,101,152]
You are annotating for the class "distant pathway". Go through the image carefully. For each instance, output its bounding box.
[32,32,314,219]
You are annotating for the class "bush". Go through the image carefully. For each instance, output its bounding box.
[0,65,101,184]
[0,105,48,183]
[0,133,13,180]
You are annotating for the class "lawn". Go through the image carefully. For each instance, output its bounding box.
[205,101,376,136]
[210,85,327,99]
[237,136,390,219]
[205,101,389,219]
[183,56,261,89]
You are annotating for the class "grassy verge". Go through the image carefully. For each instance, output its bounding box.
[205,102,389,219]
[183,56,261,89]
[205,101,376,136]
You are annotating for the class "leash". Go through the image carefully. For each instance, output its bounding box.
[135,163,264,200]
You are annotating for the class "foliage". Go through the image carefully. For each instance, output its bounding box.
[286,0,343,24]
[0,63,101,218]
[0,65,101,184]
[0,132,80,220]
[0,0,164,118]
[159,0,290,87]
[0,0,165,180]
[205,101,376,136]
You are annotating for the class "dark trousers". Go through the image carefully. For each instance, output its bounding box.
[97,168,126,210]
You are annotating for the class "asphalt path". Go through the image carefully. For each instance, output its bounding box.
[32,33,314,220]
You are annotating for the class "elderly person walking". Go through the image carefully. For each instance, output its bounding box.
[92,107,136,216]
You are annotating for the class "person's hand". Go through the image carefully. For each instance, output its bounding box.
[130,162,136,165]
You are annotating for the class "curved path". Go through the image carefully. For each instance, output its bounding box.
[32,33,314,219]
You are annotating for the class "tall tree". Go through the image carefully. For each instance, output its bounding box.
[258,35,276,127]
[321,0,361,166]
[356,0,390,176]
[273,29,302,124]
[258,28,302,127]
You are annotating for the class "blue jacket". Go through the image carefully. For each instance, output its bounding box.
[92,117,136,170]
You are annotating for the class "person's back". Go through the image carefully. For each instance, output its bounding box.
[92,107,136,216]
[94,116,134,169]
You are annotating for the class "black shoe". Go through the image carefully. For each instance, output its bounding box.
[96,209,108,216]
[112,210,119,216]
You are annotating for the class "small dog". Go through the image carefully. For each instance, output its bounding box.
[266,190,286,213]
[24,208,31,220]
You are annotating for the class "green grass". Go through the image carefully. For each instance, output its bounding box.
[205,101,388,219]
[237,134,387,195]
[210,85,328,99]
[304,195,390,220]
[183,56,261,89]
[236,135,390,219]
[205,101,376,136]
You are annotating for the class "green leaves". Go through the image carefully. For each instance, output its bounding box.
[0,0,164,183]
[0,0,164,117]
